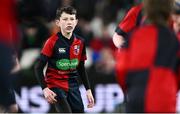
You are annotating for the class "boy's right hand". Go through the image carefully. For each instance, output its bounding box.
[43,87,57,104]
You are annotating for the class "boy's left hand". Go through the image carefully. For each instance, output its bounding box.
[86,89,94,108]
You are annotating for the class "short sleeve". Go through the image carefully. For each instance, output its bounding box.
[41,38,55,57]
[117,4,142,34]
[81,43,87,61]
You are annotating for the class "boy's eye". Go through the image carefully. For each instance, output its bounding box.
[63,18,68,21]
[70,18,75,20]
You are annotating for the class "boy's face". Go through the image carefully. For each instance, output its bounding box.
[56,12,78,34]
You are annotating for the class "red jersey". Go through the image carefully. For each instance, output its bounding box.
[41,32,87,91]
[115,24,180,112]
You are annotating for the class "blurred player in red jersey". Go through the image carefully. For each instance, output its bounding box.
[115,0,180,112]
[0,0,20,112]
[112,0,144,48]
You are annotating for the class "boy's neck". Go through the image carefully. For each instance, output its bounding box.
[61,32,72,39]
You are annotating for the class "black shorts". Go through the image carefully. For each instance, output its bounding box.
[0,43,16,106]
[51,78,84,113]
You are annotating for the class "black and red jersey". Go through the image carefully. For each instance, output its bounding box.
[40,32,87,91]
[115,4,144,38]
[115,24,180,112]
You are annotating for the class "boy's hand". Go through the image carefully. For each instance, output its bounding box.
[86,89,94,108]
[43,87,57,104]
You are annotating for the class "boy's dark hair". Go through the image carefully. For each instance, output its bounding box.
[143,0,173,26]
[56,6,77,19]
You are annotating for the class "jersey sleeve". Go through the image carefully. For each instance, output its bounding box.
[115,4,142,36]
[34,54,49,89]
[78,61,90,90]
[81,42,87,61]
[41,37,56,57]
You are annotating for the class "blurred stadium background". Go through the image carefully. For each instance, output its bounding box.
[13,0,180,113]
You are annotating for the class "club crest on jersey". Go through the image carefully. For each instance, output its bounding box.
[74,45,80,55]
[58,48,66,53]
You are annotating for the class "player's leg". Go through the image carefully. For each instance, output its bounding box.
[5,88,18,113]
[0,44,18,113]
[67,79,84,113]
[0,72,18,113]
[54,98,72,113]
[51,88,72,113]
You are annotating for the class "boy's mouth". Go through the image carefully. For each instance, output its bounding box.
[66,26,73,30]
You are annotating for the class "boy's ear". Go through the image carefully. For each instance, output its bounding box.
[55,20,60,26]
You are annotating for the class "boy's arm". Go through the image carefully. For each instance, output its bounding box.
[34,54,48,89]
[34,54,57,104]
[77,61,90,90]
[77,61,94,108]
